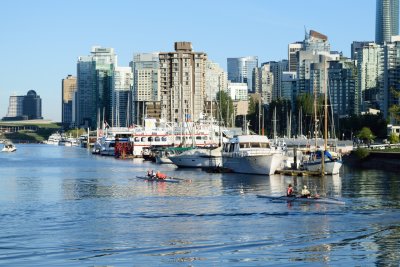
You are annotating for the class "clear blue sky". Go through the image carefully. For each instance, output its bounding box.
[0,0,375,121]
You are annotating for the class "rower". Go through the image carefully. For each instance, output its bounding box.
[287,184,294,197]
[301,185,311,198]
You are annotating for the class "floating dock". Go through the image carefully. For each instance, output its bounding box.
[275,169,323,176]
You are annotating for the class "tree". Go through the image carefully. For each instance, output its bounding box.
[388,87,400,123]
[245,95,258,133]
[216,91,234,127]
[339,113,387,139]
[357,127,376,144]
[266,99,292,137]
[389,133,399,144]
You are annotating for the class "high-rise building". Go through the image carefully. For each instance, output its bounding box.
[205,61,227,101]
[304,30,330,53]
[112,67,132,127]
[62,75,77,125]
[4,95,24,119]
[297,30,338,96]
[328,58,358,117]
[23,90,42,120]
[227,56,258,93]
[288,42,303,72]
[131,53,160,124]
[159,42,207,123]
[281,72,297,104]
[3,90,42,121]
[376,0,399,44]
[256,64,274,104]
[351,41,374,61]
[383,39,400,120]
[261,60,288,101]
[205,61,227,119]
[357,43,385,112]
[76,46,116,128]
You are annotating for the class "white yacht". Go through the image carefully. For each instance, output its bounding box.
[168,146,222,168]
[2,142,17,152]
[222,135,285,175]
[46,132,62,145]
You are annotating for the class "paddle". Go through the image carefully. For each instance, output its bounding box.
[169,177,192,183]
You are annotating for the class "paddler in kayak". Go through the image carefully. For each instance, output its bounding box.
[156,171,167,180]
[301,185,311,198]
[287,184,295,197]
[147,170,156,178]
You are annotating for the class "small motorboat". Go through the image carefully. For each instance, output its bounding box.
[2,142,17,152]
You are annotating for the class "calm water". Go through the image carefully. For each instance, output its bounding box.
[0,144,399,266]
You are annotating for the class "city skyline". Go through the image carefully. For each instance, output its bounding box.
[0,0,375,121]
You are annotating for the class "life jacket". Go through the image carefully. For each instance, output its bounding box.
[287,187,293,196]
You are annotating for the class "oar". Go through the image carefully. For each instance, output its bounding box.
[170,177,192,183]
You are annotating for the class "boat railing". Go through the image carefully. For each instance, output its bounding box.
[227,148,283,157]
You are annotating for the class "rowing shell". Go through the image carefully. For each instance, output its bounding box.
[136,176,180,183]
[257,195,345,205]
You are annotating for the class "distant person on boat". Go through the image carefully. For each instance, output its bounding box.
[156,171,167,180]
[301,185,311,198]
[287,184,294,197]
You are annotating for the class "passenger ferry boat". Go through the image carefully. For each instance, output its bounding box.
[93,118,222,158]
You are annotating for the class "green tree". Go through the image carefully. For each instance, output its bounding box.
[266,99,292,137]
[295,93,325,138]
[216,91,234,127]
[339,113,387,139]
[357,127,376,144]
[388,87,400,123]
[246,95,261,134]
[389,133,399,144]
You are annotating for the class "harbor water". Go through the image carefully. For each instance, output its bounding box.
[0,144,399,266]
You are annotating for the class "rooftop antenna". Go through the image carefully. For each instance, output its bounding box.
[304,25,309,39]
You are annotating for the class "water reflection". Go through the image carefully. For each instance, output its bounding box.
[0,145,399,266]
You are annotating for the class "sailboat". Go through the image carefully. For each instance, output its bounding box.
[303,64,342,175]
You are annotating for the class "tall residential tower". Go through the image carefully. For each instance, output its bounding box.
[159,42,207,123]
[376,0,399,44]
[62,75,77,125]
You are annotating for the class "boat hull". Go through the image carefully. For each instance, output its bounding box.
[136,176,180,183]
[155,156,173,164]
[169,148,222,168]
[257,195,345,205]
[303,159,342,175]
[169,155,222,168]
[223,153,284,175]
[2,148,17,152]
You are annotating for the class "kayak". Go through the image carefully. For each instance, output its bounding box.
[136,176,180,183]
[257,195,345,205]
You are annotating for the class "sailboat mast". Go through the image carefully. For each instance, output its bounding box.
[313,80,318,150]
[273,107,277,140]
[320,58,328,175]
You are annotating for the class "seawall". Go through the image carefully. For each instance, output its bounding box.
[344,151,400,172]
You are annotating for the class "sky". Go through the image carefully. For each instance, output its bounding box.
[0,0,375,122]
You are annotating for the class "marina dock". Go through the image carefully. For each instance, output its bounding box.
[275,169,324,176]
